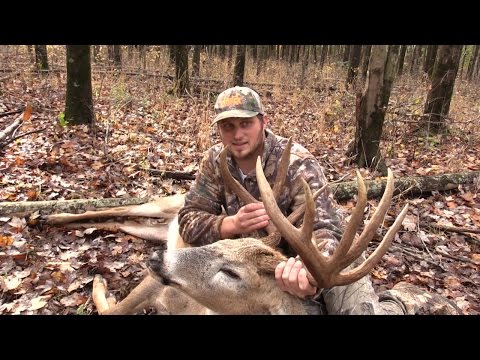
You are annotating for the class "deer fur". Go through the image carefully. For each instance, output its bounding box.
[94,216,322,315]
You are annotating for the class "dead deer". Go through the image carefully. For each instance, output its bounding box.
[85,138,408,315]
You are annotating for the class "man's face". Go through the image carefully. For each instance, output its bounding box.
[217,116,267,162]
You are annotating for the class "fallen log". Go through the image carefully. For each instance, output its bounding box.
[148,169,196,180]
[0,171,478,215]
[0,197,149,215]
[332,170,480,201]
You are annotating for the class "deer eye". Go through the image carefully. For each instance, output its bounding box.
[220,267,240,280]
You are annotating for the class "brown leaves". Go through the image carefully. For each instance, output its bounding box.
[22,104,32,121]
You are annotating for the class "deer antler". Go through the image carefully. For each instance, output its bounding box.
[256,156,409,289]
[219,138,326,244]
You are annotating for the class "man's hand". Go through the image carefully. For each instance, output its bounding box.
[220,202,270,239]
[275,257,317,298]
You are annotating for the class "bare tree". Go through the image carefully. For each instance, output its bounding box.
[466,45,479,81]
[113,45,122,69]
[192,45,201,78]
[65,45,94,126]
[347,45,397,173]
[173,45,189,96]
[34,45,49,70]
[423,45,438,79]
[346,45,362,87]
[422,45,463,134]
[396,45,407,76]
[232,45,246,87]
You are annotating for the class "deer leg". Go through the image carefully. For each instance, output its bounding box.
[93,274,164,315]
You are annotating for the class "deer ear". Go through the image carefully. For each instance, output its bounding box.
[261,232,281,248]
[243,247,286,275]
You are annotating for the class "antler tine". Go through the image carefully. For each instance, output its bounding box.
[219,146,258,205]
[219,146,278,235]
[286,184,328,225]
[257,156,329,288]
[335,203,409,285]
[337,168,396,271]
[330,170,367,264]
[272,137,292,200]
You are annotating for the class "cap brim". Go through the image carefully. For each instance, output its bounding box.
[211,110,260,126]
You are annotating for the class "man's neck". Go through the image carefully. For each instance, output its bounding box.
[236,158,256,175]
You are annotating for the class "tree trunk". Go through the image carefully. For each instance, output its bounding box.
[26,45,34,63]
[34,45,49,70]
[346,45,362,86]
[319,45,328,69]
[256,45,266,77]
[92,45,100,63]
[3,171,478,215]
[422,45,463,134]
[396,45,407,76]
[168,45,175,65]
[113,45,122,69]
[347,45,394,172]
[423,45,438,79]
[360,45,372,80]
[232,45,246,87]
[299,47,308,89]
[343,45,350,64]
[467,45,479,81]
[174,45,189,96]
[139,45,147,70]
[410,45,423,74]
[192,45,201,77]
[65,45,94,125]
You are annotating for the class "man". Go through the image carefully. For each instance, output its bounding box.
[178,86,459,315]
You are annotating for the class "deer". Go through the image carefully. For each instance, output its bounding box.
[48,139,408,315]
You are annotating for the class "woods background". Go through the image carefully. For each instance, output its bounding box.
[0,45,478,315]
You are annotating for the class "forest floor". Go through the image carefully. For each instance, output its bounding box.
[0,53,479,315]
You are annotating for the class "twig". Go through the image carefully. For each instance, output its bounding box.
[429,223,480,234]
[389,244,446,270]
[0,109,23,118]
[435,248,479,266]
[162,136,189,145]
[11,127,46,142]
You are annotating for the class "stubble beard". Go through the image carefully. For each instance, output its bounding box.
[230,128,265,162]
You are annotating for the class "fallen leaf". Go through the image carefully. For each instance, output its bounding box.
[0,235,14,247]
[460,192,474,202]
[446,201,457,209]
[444,276,463,290]
[67,276,93,293]
[29,295,51,311]
[1,276,22,291]
[60,293,88,307]
[23,104,32,121]
[402,214,417,232]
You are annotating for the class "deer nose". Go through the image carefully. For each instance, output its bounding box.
[149,251,162,263]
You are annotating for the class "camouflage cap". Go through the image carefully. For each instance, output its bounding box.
[211,86,265,126]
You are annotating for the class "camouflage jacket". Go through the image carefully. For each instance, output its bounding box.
[178,129,343,256]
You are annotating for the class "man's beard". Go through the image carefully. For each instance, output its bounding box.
[229,128,264,161]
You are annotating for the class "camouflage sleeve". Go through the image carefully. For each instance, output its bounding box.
[178,151,227,246]
[289,156,343,253]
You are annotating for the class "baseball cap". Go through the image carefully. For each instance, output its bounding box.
[211,86,265,126]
